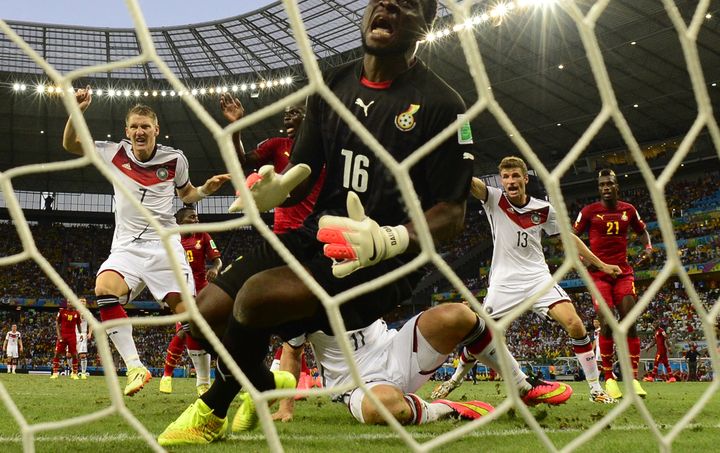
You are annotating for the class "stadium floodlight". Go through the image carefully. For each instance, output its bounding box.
[199,88,206,95]
[108,89,116,97]
[221,86,228,93]
[96,89,103,96]
[20,84,27,91]
[249,83,256,90]
[259,82,266,89]
[12,83,20,91]
[143,91,149,97]
[241,84,248,91]
[161,91,167,96]
[209,87,215,94]
[170,91,176,96]
[123,89,130,97]
[152,91,158,97]
[35,84,45,94]
[47,86,56,94]
[133,90,140,97]
[231,85,238,92]
[191,89,198,96]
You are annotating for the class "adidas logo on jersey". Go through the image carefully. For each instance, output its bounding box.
[122,163,132,170]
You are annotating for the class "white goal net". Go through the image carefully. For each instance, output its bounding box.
[0,0,719,452]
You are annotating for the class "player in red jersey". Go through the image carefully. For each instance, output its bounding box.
[160,206,222,396]
[51,304,82,379]
[644,322,675,382]
[220,94,325,234]
[574,169,653,399]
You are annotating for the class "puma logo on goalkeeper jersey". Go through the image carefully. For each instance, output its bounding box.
[355,98,375,117]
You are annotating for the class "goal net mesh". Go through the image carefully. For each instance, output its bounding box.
[0,0,719,452]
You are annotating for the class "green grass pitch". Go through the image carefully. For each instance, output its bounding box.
[0,374,718,452]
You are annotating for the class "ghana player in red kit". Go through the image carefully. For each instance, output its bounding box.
[644,322,675,382]
[220,94,325,233]
[574,169,653,399]
[51,304,82,379]
[161,206,222,396]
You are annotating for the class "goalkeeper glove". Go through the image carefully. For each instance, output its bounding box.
[317,191,409,278]
[228,164,311,213]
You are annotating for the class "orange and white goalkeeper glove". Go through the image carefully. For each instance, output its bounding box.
[317,191,409,278]
[228,164,311,213]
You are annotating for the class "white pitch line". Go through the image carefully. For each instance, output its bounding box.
[0,423,717,443]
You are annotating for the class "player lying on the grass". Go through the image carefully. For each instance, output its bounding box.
[158,0,477,446]
[435,156,622,405]
[63,89,230,396]
[267,302,571,427]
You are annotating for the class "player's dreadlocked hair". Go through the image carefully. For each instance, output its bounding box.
[125,104,158,126]
[175,205,196,222]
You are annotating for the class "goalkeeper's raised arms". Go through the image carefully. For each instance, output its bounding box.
[228,163,311,213]
[317,191,409,278]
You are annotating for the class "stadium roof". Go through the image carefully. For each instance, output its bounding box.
[0,0,718,194]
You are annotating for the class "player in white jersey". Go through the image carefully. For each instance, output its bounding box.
[63,87,230,396]
[263,303,575,428]
[75,298,93,379]
[3,324,23,374]
[443,156,621,405]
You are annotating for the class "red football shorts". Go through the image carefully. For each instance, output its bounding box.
[591,274,636,311]
[55,335,78,355]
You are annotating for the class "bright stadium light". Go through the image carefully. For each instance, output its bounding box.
[143,91,149,97]
[20,84,27,91]
[12,83,20,91]
[108,89,116,97]
[133,90,140,97]
[47,86,56,94]
[161,91,167,96]
[250,83,256,90]
[152,91,158,97]
[36,84,45,93]
[96,88,103,96]
[123,89,131,97]
[209,87,215,94]
[199,88,207,95]
[169,90,176,96]
[231,85,238,92]
[191,89,198,96]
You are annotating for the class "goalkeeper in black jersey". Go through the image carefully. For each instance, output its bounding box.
[160,0,476,445]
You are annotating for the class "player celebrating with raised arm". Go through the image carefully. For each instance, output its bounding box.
[76,298,93,379]
[437,156,621,405]
[159,0,481,445]
[51,303,81,380]
[574,168,653,399]
[3,324,23,374]
[160,206,223,396]
[63,89,230,396]
[220,96,325,234]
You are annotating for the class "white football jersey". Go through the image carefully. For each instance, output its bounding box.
[5,331,21,348]
[482,186,559,287]
[306,319,391,389]
[95,140,190,247]
[77,317,88,336]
